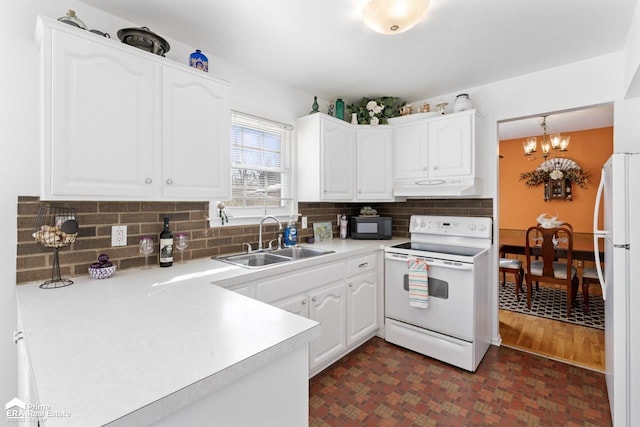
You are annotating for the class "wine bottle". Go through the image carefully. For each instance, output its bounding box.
[159,217,173,267]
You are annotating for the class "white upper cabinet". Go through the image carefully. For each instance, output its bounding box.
[161,66,230,199]
[428,113,472,178]
[393,110,481,197]
[297,113,394,202]
[321,118,355,200]
[297,113,354,201]
[45,27,159,199]
[356,128,393,200]
[393,122,430,180]
[37,16,231,201]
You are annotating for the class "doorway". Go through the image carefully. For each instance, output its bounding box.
[497,105,613,371]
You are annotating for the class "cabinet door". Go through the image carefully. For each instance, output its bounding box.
[347,272,378,345]
[161,66,231,200]
[47,30,158,199]
[274,294,309,317]
[356,128,393,200]
[321,119,354,200]
[428,114,472,177]
[308,282,347,369]
[394,122,429,179]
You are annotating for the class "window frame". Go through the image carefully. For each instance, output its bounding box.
[209,111,297,227]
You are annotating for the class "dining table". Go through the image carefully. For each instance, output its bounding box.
[499,233,604,263]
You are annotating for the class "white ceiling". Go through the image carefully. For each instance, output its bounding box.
[78,0,631,135]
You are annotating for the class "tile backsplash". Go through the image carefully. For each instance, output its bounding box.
[16,197,492,284]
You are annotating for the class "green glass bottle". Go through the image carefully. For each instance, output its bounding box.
[310,96,319,114]
[335,98,345,121]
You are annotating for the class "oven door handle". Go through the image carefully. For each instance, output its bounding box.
[385,252,474,271]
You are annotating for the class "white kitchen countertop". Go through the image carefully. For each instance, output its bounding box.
[16,238,402,426]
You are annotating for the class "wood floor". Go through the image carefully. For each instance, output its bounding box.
[499,308,605,372]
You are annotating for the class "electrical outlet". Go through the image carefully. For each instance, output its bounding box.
[577,260,583,267]
[301,216,308,229]
[337,214,342,224]
[111,225,127,246]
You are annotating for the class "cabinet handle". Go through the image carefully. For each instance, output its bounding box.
[358,262,368,268]
[302,299,307,304]
[312,296,317,302]
[145,178,152,184]
[433,166,438,170]
[13,331,24,344]
[349,283,353,287]
[166,179,173,185]
[422,166,427,171]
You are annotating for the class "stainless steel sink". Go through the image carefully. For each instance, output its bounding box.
[216,252,291,268]
[270,247,334,259]
[215,247,334,268]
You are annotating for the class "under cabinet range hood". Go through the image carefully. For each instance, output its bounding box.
[394,177,481,197]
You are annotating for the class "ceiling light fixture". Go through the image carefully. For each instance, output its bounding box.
[362,0,430,35]
[522,116,570,160]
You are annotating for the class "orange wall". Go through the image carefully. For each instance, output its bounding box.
[499,127,613,233]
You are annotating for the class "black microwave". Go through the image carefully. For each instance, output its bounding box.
[350,216,392,240]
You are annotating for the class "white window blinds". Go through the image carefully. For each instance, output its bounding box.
[228,111,293,211]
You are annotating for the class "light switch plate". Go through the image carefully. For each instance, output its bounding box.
[111,225,127,246]
[301,216,308,229]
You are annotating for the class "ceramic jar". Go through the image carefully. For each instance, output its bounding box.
[189,49,208,72]
[453,94,473,112]
[58,10,87,30]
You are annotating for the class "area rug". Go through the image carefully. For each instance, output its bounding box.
[499,281,604,330]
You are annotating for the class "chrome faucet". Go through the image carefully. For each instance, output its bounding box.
[258,215,283,251]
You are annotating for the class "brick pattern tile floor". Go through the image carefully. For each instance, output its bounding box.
[309,337,611,426]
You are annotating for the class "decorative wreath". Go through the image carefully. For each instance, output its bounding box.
[519,158,590,189]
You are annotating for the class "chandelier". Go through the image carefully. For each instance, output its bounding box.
[522,116,570,160]
[362,0,430,35]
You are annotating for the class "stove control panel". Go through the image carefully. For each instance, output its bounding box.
[409,215,492,239]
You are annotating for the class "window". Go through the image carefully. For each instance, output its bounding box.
[210,111,295,226]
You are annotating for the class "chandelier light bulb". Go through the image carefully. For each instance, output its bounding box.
[363,0,430,34]
[541,139,551,157]
[522,137,537,155]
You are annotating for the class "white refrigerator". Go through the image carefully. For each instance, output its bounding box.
[593,153,640,426]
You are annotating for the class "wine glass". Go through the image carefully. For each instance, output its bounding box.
[175,233,189,263]
[139,237,154,269]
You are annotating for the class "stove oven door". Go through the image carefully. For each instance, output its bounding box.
[384,251,475,342]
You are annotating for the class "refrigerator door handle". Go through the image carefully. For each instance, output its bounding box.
[592,168,607,297]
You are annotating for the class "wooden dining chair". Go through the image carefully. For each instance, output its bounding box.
[499,257,524,300]
[582,267,602,313]
[524,224,579,317]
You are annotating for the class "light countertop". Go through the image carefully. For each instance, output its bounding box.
[16,238,402,426]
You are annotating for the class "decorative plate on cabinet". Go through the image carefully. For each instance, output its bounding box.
[117,27,170,57]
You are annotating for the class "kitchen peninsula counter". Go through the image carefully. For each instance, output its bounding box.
[16,239,400,426]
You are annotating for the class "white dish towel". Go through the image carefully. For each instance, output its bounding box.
[408,258,429,308]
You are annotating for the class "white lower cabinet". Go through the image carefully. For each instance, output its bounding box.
[347,272,377,346]
[274,281,347,372]
[307,282,348,371]
[253,250,381,376]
